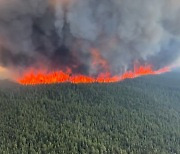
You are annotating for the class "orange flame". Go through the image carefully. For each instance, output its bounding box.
[17,65,170,85]
[91,49,110,72]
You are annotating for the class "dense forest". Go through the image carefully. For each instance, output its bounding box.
[0,72,180,153]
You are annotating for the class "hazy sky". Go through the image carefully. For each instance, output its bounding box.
[0,66,11,79]
[0,0,180,80]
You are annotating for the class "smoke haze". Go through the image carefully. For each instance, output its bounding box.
[0,0,180,77]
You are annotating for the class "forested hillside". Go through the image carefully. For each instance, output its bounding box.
[0,73,180,153]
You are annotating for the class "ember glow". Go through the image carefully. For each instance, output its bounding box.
[17,65,170,85]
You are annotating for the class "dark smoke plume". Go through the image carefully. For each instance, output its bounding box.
[0,0,180,75]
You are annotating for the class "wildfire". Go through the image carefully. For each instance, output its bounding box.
[17,65,170,85]
[91,49,110,72]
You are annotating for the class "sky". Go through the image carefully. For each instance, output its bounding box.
[0,0,180,80]
[0,66,10,79]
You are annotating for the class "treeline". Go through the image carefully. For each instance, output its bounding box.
[0,73,180,153]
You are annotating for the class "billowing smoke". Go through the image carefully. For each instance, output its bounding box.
[0,0,180,76]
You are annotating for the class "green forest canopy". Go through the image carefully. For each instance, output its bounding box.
[0,72,180,153]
